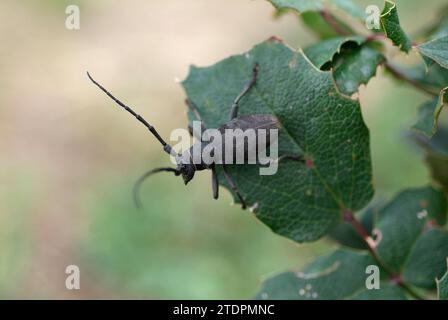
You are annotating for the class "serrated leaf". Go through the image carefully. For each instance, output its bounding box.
[256,249,406,300]
[412,87,448,137]
[375,186,447,273]
[182,40,374,243]
[301,11,340,39]
[329,0,366,19]
[331,43,385,96]
[380,1,412,53]
[304,36,365,68]
[403,228,448,288]
[329,203,377,250]
[418,36,448,70]
[437,259,448,300]
[268,0,323,13]
[304,38,384,95]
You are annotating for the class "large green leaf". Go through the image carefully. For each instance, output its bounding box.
[437,259,448,300]
[375,186,447,274]
[256,249,406,299]
[268,0,323,13]
[412,87,448,137]
[418,36,448,70]
[380,1,412,53]
[182,40,373,243]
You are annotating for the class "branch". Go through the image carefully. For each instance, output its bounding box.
[319,9,351,36]
[384,63,439,98]
[343,210,426,300]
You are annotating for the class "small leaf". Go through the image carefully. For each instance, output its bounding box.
[375,186,447,273]
[437,259,448,300]
[331,43,385,95]
[182,40,374,243]
[329,0,366,19]
[403,228,448,288]
[412,87,448,137]
[268,0,323,13]
[304,36,365,68]
[380,1,412,53]
[256,249,406,300]
[418,35,448,70]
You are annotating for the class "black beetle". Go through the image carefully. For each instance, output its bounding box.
[87,64,300,209]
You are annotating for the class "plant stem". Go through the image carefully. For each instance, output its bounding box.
[343,210,426,300]
[384,62,439,97]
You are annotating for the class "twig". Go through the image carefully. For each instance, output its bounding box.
[343,210,425,300]
[384,63,439,97]
[319,9,351,36]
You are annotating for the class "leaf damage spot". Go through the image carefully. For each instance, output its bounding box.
[304,155,314,169]
[416,209,428,220]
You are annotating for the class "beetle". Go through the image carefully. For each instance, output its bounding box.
[87,64,301,209]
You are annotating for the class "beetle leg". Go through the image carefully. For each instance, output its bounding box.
[229,63,259,120]
[185,99,206,138]
[276,155,305,163]
[211,165,219,199]
[222,164,247,209]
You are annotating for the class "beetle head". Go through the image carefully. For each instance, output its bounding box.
[177,163,195,185]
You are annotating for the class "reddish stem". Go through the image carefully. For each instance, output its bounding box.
[343,210,425,300]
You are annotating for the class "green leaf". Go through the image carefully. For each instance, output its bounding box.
[412,87,448,137]
[329,203,377,250]
[403,228,448,288]
[182,40,374,243]
[329,0,366,19]
[380,1,412,53]
[418,36,448,70]
[268,0,323,13]
[437,259,448,300]
[413,128,448,192]
[304,38,384,95]
[256,249,406,299]
[375,186,448,273]
[304,36,365,69]
[331,43,385,96]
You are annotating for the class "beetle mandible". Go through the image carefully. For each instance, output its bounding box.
[87,64,302,210]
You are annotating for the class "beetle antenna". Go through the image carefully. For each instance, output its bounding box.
[133,167,180,210]
[87,71,177,157]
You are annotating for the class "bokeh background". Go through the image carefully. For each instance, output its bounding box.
[0,0,446,299]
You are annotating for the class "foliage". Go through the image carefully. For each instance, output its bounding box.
[180,1,448,299]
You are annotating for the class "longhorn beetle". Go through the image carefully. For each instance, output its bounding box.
[87,64,302,210]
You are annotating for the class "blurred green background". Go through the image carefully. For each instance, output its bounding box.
[0,0,446,299]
